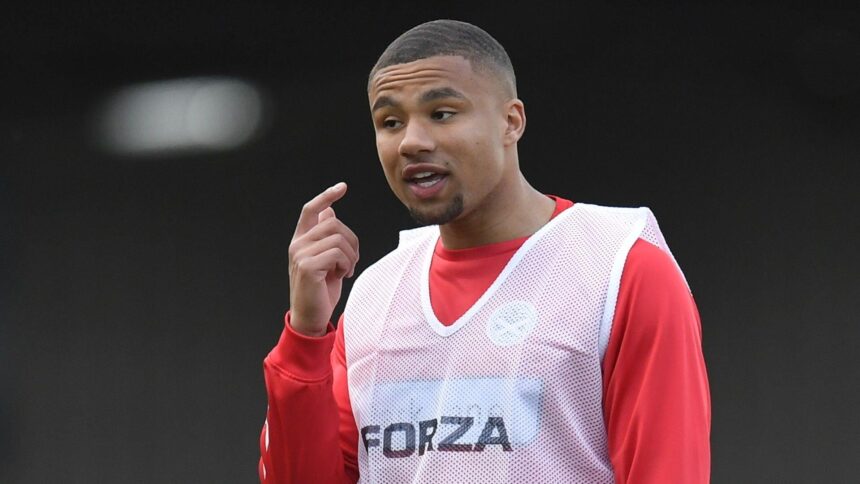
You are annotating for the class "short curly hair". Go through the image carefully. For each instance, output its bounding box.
[368,19,517,97]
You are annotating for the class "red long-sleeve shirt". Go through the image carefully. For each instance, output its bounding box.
[260,197,710,483]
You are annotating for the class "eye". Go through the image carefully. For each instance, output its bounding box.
[382,118,403,129]
[431,110,455,121]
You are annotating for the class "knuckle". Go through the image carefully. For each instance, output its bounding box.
[294,257,310,273]
[288,239,306,259]
[345,227,358,242]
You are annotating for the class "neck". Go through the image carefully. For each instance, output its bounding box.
[438,173,555,250]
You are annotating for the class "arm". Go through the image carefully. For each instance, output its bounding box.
[259,182,361,483]
[602,239,711,483]
[259,313,359,484]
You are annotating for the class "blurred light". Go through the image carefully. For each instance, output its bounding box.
[96,77,265,155]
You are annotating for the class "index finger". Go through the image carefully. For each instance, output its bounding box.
[294,182,347,237]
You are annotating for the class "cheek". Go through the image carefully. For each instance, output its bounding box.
[375,136,392,162]
[376,140,399,182]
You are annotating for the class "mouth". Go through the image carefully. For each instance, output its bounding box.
[408,171,447,188]
[402,164,450,199]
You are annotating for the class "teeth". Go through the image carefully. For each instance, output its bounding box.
[414,172,434,179]
[418,178,441,188]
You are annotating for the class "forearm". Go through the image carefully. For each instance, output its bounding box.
[259,312,354,484]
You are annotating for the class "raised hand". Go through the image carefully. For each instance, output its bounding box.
[287,182,359,336]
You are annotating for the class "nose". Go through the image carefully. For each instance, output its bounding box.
[398,119,435,157]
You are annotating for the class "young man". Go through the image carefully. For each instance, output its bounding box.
[260,20,710,483]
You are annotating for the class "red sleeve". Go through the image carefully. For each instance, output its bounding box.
[602,239,711,483]
[259,312,359,483]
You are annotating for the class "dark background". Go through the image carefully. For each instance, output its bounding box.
[2,1,859,482]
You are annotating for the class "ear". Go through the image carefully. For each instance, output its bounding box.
[502,99,526,146]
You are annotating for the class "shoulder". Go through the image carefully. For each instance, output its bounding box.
[553,203,659,260]
[562,203,654,235]
[571,202,688,292]
[616,238,698,337]
[624,238,688,291]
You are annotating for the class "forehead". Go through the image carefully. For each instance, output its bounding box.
[368,55,495,103]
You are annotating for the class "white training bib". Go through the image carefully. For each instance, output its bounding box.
[343,203,684,484]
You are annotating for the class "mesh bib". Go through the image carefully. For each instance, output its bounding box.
[343,204,684,483]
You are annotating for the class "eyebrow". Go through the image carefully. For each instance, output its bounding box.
[371,96,398,113]
[371,87,467,113]
[419,87,466,104]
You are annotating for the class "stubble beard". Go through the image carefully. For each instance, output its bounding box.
[408,194,464,226]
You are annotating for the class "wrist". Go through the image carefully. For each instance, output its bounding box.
[266,310,336,382]
[287,310,331,337]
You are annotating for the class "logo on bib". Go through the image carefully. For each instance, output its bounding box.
[486,301,538,346]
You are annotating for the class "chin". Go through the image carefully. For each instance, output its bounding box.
[407,194,464,226]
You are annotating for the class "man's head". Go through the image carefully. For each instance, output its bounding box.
[368,20,527,227]
[369,20,517,99]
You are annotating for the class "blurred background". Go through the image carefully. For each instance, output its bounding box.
[2,1,858,482]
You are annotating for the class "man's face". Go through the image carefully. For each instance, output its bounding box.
[369,55,517,226]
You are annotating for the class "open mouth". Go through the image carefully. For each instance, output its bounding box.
[409,172,447,188]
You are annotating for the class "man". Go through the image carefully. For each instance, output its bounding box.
[260,19,710,483]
